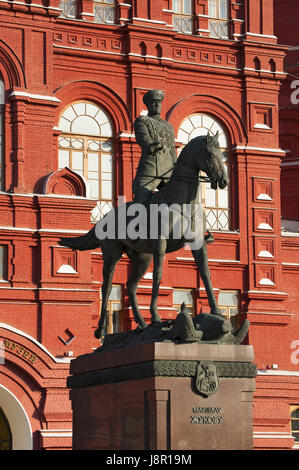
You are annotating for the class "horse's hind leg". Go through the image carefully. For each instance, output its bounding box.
[94,241,123,339]
[192,241,220,315]
[126,252,153,329]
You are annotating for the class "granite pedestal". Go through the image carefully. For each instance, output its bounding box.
[67,342,256,450]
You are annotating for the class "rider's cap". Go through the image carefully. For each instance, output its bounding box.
[143,89,165,105]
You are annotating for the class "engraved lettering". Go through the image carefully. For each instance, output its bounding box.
[17,346,24,355]
[192,406,221,414]
[190,416,199,424]
[28,354,37,364]
[190,406,223,425]
[3,339,37,364]
[190,415,223,424]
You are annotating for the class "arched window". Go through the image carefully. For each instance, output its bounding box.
[0,78,4,191]
[177,113,230,231]
[0,407,12,450]
[58,101,114,221]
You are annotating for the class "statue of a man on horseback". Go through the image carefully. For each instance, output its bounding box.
[58,90,233,340]
[133,89,213,244]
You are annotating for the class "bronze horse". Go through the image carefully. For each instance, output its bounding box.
[59,133,228,339]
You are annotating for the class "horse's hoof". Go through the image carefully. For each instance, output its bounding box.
[94,328,102,339]
[233,319,250,344]
[150,312,162,323]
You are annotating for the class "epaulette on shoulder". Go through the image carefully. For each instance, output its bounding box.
[135,115,152,128]
[134,115,148,125]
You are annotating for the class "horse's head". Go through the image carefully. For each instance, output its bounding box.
[199,132,229,190]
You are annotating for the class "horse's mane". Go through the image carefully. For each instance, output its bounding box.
[150,135,206,204]
[172,135,206,176]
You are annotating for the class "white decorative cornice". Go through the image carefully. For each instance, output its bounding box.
[9,91,61,102]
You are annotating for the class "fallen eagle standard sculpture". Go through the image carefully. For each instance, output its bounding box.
[95,303,250,353]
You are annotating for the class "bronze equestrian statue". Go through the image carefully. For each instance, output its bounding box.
[59,128,228,339]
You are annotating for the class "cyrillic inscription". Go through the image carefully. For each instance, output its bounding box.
[3,339,37,364]
[190,406,223,424]
[190,415,223,424]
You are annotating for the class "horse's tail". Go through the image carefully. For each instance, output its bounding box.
[58,226,100,251]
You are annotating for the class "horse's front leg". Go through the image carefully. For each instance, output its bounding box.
[192,241,221,315]
[95,266,115,339]
[150,238,167,323]
[126,252,153,330]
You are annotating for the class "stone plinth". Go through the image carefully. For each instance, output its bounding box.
[67,342,256,450]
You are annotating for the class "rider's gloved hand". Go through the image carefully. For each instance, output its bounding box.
[149,143,163,154]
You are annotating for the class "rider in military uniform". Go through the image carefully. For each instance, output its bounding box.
[132,89,214,243]
[132,89,177,204]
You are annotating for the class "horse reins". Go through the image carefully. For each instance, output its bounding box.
[139,132,216,184]
[141,169,213,184]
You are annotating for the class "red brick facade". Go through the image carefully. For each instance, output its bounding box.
[0,0,298,450]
